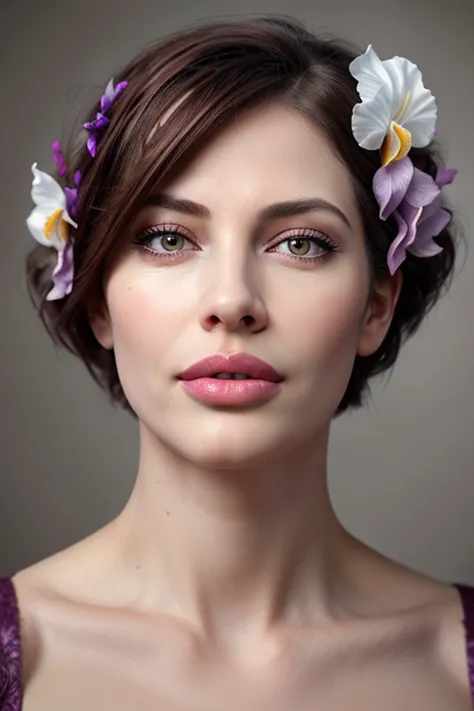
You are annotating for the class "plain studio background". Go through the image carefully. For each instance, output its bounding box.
[0,0,472,580]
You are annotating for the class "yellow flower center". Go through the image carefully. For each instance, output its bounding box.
[381,92,413,166]
[43,208,68,241]
[381,122,412,165]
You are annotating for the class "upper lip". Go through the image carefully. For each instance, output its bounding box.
[177,352,285,382]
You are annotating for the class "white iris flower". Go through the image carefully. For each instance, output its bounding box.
[349,45,437,166]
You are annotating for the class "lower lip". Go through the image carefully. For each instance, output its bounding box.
[178,377,283,406]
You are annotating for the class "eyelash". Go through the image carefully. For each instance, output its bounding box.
[132,223,339,263]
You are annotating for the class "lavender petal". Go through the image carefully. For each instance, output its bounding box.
[373,157,414,220]
[404,168,440,208]
[436,167,458,187]
[397,201,423,248]
[411,202,451,250]
[64,187,78,218]
[83,113,109,131]
[52,140,67,175]
[46,241,74,301]
[387,211,409,275]
[86,134,97,157]
[52,153,67,176]
[100,95,112,114]
[113,80,128,98]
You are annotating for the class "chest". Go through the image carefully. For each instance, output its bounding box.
[21,623,471,711]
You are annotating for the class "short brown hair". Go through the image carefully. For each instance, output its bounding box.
[26,15,461,417]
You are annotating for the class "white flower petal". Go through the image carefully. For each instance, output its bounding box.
[380,56,437,144]
[351,83,393,149]
[62,211,78,229]
[30,163,66,211]
[104,78,115,99]
[379,56,416,122]
[26,207,64,250]
[27,207,54,247]
[400,86,437,146]
[349,45,391,102]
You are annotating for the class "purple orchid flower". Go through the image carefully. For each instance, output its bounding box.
[52,140,67,176]
[83,78,128,157]
[46,240,74,301]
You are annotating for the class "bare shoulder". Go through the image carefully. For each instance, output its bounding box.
[434,585,472,695]
[11,527,114,683]
[346,541,473,703]
[398,578,472,702]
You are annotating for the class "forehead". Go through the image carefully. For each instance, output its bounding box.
[157,102,362,231]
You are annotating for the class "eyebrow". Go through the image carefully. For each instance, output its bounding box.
[141,194,352,229]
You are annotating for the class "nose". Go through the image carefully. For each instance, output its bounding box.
[198,250,268,334]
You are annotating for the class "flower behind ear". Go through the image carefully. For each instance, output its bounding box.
[26,163,77,301]
[349,44,456,274]
[25,77,127,300]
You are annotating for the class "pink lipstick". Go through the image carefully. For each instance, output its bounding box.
[176,352,284,406]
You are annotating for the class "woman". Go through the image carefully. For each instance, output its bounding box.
[1,15,472,710]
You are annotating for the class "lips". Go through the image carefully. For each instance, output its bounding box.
[176,352,284,382]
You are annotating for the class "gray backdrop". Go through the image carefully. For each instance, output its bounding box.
[1,0,473,581]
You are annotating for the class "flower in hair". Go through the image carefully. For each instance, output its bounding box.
[349,45,457,273]
[349,45,437,166]
[26,163,77,300]
[83,78,128,157]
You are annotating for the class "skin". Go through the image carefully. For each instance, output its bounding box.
[13,102,472,709]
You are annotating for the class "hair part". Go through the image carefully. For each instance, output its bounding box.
[26,14,461,417]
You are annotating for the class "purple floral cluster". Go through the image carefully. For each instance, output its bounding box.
[372,157,457,274]
[83,78,128,157]
[48,142,82,300]
[47,77,128,300]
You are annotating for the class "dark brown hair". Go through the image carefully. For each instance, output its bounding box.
[26,14,460,417]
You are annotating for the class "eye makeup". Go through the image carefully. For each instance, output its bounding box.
[131,223,339,264]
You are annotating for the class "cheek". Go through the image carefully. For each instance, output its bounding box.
[106,269,184,357]
[274,267,368,370]
[272,268,367,429]
[103,270,189,408]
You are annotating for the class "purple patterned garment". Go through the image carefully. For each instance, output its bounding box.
[458,583,474,708]
[0,578,21,711]
[0,577,474,709]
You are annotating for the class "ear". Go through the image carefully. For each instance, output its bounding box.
[88,300,114,351]
[357,270,403,357]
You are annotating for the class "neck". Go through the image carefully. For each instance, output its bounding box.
[109,421,360,652]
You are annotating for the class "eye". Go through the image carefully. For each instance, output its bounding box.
[132,225,196,257]
[268,229,338,261]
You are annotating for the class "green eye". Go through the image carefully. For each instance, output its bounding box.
[286,238,311,256]
[160,233,186,251]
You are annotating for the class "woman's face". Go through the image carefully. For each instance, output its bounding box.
[93,102,395,468]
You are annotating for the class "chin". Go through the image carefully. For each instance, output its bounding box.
[142,404,326,472]
[175,420,292,470]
